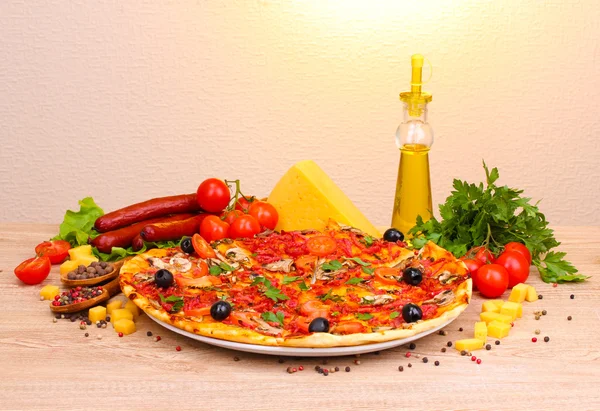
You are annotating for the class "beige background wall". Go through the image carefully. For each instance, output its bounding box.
[1,0,599,227]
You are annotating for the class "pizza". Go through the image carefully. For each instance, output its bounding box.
[119,221,472,347]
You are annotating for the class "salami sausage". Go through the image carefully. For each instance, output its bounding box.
[94,194,200,232]
[140,214,208,242]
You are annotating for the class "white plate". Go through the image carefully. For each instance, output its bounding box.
[148,315,458,357]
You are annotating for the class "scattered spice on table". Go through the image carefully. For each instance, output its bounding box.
[398,365,404,372]
[542,310,547,316]
[495,340,501,345]
[52,286,103,306]
[434,361,440,366]
[538,294,543,299]
[476,359,482,365]
[485,344,491,350]
[409,343,416,350]
[441,348,447,353]
[176,346,181,351]
[459,327,463,332]
[422,357,428,363]
[147,331,153,337]
[407,363,412,368]
[544,336,550,342]
[354,359,361,365]
[570,294,575,299]
[345,366,351,372]
[532,337,537,343]
[118,332,123,337]
[233,356,240,362]
[471,356,476,362]
[567,316,572,321]
[447,341,452,347]
[299,366,304,371]
[535,329,541,335]
[461,350,467,356]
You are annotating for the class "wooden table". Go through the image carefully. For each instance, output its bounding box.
[1,224,599,411]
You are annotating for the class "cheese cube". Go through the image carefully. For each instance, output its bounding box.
[114,319,136,335]
[474,321,487,342]
[68,245,94,260]
[267,160,381,237]
[106,300,123,315]
[482,301,501,313]
[124,300,141,319]
[490,300,504,309]
[40,285,60,300]
[88,306,107,323]
[60,260,80,275]
[525,285,539,302]
[508,283,529,303]
[487,320,511,339]
[111,308,133,324]
[455,338,484,351]
[501,301,522,320]
[480,311,513,324]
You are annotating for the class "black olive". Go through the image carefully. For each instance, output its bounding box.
[180,237,194,254]
[308,317,330,333]
[383,228,404,243]
[402,303,423,323]
[403,267,423,286]
[210,301,232,321]
[154,269,174,288]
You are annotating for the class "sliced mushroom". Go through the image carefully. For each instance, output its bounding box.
[300,229,319,235]
[438,270,460,285]
[169,257,192,272]
[263,259,294,273]
[147,257,171,270]
[255,229,275,238]
[252,317,283,336]
[423,289,455,306]
[133,272,155,284]
[148,298,162,310]
[312,261,349,282]
[360,294,395,305]
[393,257,415,271]
[225,247,250,263]
[339,224,366,236]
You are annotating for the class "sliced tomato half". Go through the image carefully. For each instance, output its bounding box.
[374,267,401,285]
[333,321,366,334]
[192,233,216,259]
[175,275,221,288]
[307,235,337,257]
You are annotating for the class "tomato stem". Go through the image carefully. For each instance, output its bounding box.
[223,179,252,213]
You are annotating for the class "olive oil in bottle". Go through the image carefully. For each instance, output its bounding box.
[391,55,434,236]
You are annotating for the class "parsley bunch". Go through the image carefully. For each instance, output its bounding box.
[409,162,586,283]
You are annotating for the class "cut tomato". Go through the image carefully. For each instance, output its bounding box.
[192,233,216,259]
[294,255,317,272]
[229,312,259,327]
[35,240,71,264]
[300,300,330,319]
[374,267,400,285]
[14,256,51,285]
[307,235,337,257]
[333,321,366,334]
[175,275,221,288]
[184,306,212,317]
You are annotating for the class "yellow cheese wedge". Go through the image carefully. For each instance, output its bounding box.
[474,321,487,342]
[114,319,136,335]
[480,311,513,325]
[68,245,94,260]
[124,300,141,319]
[488,320,511,339]
[267,160,380,237]
[111,308,133,324]
[508,283,529,303]
[40,285,60,300]
[60,260,80,275]
[89,306,107,323]
[455,338,484,351]
[107,300,124,315]
[482,301,501,313]
[525,285,539,302]
[501,301,522,320]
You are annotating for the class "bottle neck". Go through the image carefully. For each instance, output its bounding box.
[403,103,428,122]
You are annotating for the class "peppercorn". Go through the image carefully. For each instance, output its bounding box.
[354,359,361,365]
[460,350,467,356]
[553,283,558,288]
[535,315,541,320]
[441,348,447,353]
[106,316,111,322]
[409,343,416,350]
[538,294,543,299]
[96,322,101,328]
[434,361,440,366]
[155,336,161,342]
[421,357,427,363]
[84,333,89,337]
[532,337,537,342]
[299,366,304,371]
[447,341,452,347]
[405,352,411,358]
[495,340,500,345]
[471,356,476,362]
[101,323,107,329]
[407,363,412,368]
[52,318,57,323]
[399,365,404,372]
[374,351,380,355]
[570,294,574,299]
[176,346,181,351]
[315,365,321,371]
[476,359,482,364]
[147,331,153,337]
[233,356,240,362]
[535,329,541,335]
[542,310,547,316]
[334,366,339,372]
[485,344,491,350]
[544,336,550,342]
[323,370,329,376]
[278,358,285,364]
[459,327,463,332]
[345,366,351,372]
[286,367,293,374]
[118,332,123,337]
[567,316,572,321]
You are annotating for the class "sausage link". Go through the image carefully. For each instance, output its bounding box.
[94,194,200,232]
[131,234,144,252]
[140,214,209,242]
[91,213,194,253]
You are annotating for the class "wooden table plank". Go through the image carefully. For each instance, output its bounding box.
[1,224,599,411]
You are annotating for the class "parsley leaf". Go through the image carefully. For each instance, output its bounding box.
[298,282,310,291]
[282,275,301,285]
[362,266,375,275]
[261,311,285,326]
[390,311,400,319]
[159,294,184,313]
[345,257,370,266]
[409,161,584,283]
[355,313,373,321]
[264,287,289,302]
[317,288,344,302]
[321,260,343,271]
[209,265,222,276]
[346,277,365,285]
[331,311,340,317]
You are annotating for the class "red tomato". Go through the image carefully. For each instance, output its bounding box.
[234,195,256,212]
[300,300,330,319]
[495,251,530,288]
[222,210,243,225]
[196,178,231,213]
[306,235,337,257]
[475,264,509,298]
[229,312,259,327]
[35,240,71,264]
[374,267,401,285]
[14,256,51,285]
[200,215,230,242]
[472,247,496,264]
[461,258,483,290]
[504,242,532,265]
[334,322,366,334]
[184,306,212,317]
[248,201,279,230]
[176,275,221,288]
[192,233,216,259]
[295,255,317,273]
[229,215,261,239]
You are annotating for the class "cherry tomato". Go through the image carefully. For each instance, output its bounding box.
[472,247,496,264]
[14,256,51,285]
[248,201,279,230]
[294,255,318,273]
[229,215,261,239]
[200,215,230,242]
[461,258,483,289]
[474,264,509,298]
[34,240,71,264]
[234,195,256,212]
[374,267,401,285]
[196,178,231,213]
[222,210,243,226]
[306,235,337,257]
[495,251,530,288]
[192,233,216,259]
[504,242,532,265]
[333,321,366,334]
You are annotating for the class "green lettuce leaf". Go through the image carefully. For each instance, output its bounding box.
[52,197,104,246]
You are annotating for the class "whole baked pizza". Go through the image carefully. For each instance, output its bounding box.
[119,221,472,347]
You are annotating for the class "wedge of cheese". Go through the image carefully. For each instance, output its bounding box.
[268,160,380,237]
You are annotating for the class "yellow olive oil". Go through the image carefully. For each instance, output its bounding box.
[391,143,432,236]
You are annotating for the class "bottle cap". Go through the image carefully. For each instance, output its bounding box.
[400,54,432,116]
